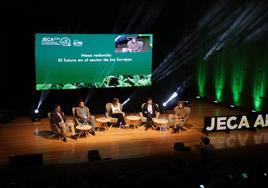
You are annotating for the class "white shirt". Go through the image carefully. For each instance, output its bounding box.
[111,104,121,113]
[147,104,153,114]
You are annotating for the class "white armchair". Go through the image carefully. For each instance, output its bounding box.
[72,107,80,126]
[47,112,62,140]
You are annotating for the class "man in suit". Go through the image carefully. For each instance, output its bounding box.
[142,97,160,131]
[75,100,96,135]
[50,104,76,142]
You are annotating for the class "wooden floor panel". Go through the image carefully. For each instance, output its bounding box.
[0,101,267,166]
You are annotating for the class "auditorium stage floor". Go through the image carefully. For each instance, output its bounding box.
[0,101,268,166]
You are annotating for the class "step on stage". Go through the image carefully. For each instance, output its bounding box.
[0,101,268,166]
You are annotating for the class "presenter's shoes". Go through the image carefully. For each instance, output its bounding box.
[63,137,67,142]
[171,130,177,133]
[91,131,96,136]
[171,129,180,133]
[71,135,77,140]
[145,127,149,131]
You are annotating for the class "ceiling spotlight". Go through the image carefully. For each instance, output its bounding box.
[196,96,201,99]
[230,104,235,108]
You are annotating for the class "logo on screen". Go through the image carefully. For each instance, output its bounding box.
[60,37,71,46]
[41,37,71,46]
[73,40,83,47]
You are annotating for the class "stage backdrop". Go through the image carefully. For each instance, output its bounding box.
[35,34,153,90]
[196,37,268,112]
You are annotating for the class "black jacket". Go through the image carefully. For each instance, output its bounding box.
[50,111,67,126]
[142,103,159,117]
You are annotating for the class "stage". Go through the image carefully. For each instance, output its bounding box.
[1,101,268,166]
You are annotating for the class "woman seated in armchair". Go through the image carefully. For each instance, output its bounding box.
[110,98,126,128]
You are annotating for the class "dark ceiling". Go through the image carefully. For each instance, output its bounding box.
[2,0,265,115]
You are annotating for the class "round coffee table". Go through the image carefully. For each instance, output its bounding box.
[126,115,141,129]
[152,118,169,132]
[96,117,111,132]
[76,124,92,139]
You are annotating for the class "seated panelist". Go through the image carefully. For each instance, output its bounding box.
[110,98,126,127]
[75,100,96,135]
[50,104,76,142]
[172,101,189,133]
[141,97,160,131]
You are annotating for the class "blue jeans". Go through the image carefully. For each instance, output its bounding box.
[80,115,95,131]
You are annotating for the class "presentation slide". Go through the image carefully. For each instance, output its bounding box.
[35,34,153,90]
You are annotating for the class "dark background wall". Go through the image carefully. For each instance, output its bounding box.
[196,39,268,112]
[195,0,268,112]
[1,0,267,117]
